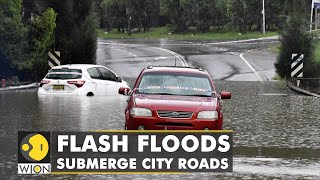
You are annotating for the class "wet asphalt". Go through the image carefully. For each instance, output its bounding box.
[0,39,319,179]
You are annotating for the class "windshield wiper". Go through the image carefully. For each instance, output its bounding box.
[142,93,212,97]
[146,93,176,95]
[139,92,176,95]
[185,94,212,97]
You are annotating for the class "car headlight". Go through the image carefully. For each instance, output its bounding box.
[130,107,152,117]
[197,111,218,119]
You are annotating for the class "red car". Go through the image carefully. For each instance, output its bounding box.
[119,66,231,130]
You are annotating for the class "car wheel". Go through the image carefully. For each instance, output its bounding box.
[86,92,94,96]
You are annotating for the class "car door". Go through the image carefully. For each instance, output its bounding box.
[87,67,107,96]
[97,67,121,95]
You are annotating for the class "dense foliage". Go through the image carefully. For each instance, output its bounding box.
[50,0,97,64]
[98,0,159,33]
[0,0,97,81]
[0,0,27,78]
[275,0,320,78]
[97,0,312,34]
[0,0,56,80]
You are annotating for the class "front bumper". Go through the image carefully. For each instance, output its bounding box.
[126,116,223,130]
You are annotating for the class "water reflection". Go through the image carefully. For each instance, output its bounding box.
[235,146,320,159]
[37,95,128,131]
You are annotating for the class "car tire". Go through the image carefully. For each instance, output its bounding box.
[86,92,94,96]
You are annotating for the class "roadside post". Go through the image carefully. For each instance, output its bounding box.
[310,0,320,32]
[48,51,61,69]
[291,53,304,87]
[1,79,5,88]
[262,0,265,34]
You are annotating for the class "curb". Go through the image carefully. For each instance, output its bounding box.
[0,83,39,91]
[286,81,320,98]
[206,35,280,45]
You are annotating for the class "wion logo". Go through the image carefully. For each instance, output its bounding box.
[18,132,51,174]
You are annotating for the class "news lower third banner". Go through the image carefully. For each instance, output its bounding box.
[18,131,233,174]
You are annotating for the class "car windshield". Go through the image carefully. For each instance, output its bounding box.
[45,68,82,79]
[137,73,213,97]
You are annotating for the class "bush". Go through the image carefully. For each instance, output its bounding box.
[275,0,320,78]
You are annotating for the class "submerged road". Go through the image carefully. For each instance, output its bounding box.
[96,38,277,81]
[0,38,319,179]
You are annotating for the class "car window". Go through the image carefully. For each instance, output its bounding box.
[45,69,82,79]
[98,67,117,81]
[87,68,101,79]
[137,73,213,97]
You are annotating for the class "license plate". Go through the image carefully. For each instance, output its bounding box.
[53,85,64,91]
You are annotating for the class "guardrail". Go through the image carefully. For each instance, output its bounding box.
[0,83,39,91]
[287,77,320,97]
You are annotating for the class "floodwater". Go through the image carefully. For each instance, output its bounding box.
[0,79,319,179]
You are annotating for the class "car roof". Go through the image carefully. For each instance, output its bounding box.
[142,66,209,76]
[51,64,106,70]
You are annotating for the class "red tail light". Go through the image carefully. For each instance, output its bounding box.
[40,80,50,87]
[67,80,85,88]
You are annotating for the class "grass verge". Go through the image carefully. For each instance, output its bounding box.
[97,27,278,40]
[272,74,282,80]
[268,44,281,54]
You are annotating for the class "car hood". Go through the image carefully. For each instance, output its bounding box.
[133,94,217,112]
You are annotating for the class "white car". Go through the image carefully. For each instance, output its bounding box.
[38,64,130,96]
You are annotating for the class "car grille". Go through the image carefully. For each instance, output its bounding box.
[157,111,193,119]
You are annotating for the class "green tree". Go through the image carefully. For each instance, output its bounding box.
[214,0,231,31]
[275,0,319,78]
[131,0,159,32]
[28,8,57,79]
[0,0,28,72]
[1,0,57,80]
[231,0,261,34]
[162,0,187,33]
[50,0,97,64]
[100,0,127,32]
[181,0,216,33]
[265,0,283,30]
[98,0,159,33]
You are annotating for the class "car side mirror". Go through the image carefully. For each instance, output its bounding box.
[220,91,231,99]
[118,87,130,95]
[116,77,122,82]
